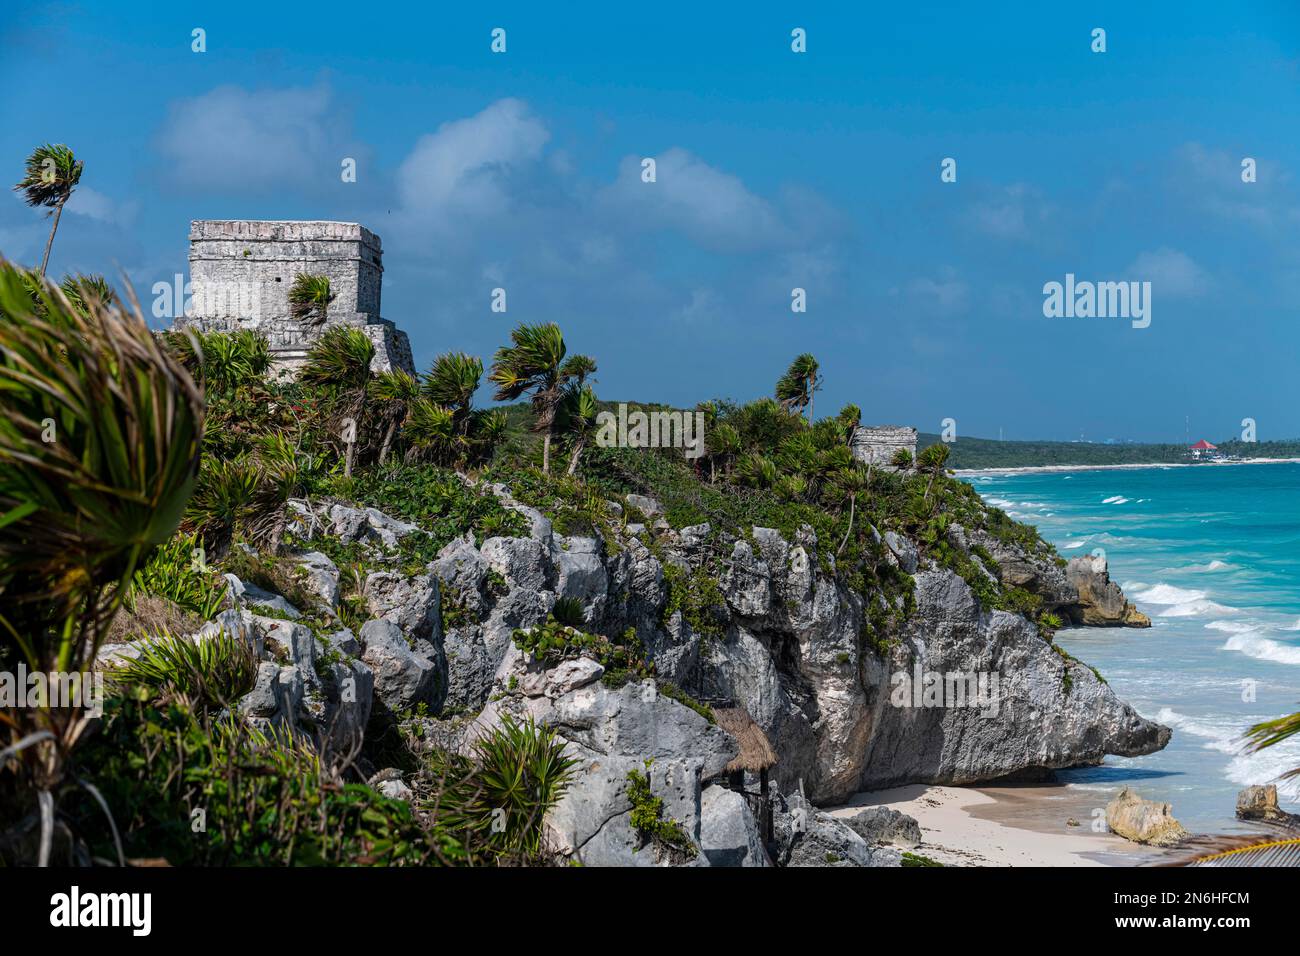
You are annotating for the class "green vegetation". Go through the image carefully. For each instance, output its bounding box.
[626,759,697,861]
[108,630,258,712]
[901,851,944,867]
[14,143,83,275]
[918,432,1300,470]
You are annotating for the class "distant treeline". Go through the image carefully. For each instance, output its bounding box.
[917,434,1300,470]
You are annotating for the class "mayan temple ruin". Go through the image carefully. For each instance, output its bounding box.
[851,424,918,467]
[181,220,415,375]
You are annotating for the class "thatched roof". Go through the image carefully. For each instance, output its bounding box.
[714,706,777,773]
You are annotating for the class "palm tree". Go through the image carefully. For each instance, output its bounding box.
[489,323,571,474]
[301,326,375,476]
[559,384,599,476]
[288,274,333,325]
[917,442,951,501]
[891,447,914,470]
[367,369,420,464]
[837,403,861,445]
[707,421,741,482]
[776,353,823,421]
[424,352,483,422]
[14,144,83,276]
[830,464,871,556]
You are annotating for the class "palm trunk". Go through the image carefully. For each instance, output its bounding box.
[344,433,356,477]
[837,494,856,556]
[566,437,585,476]
[378,418,397,465]
[39,199,66,277]
[542,428,552,474]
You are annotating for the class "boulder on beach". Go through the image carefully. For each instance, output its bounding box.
[1236,784,1300,826]
[1105,787,1188,846]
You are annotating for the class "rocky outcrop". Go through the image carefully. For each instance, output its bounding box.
[1236,784,1300,826]
[471,663,761,867]
[1065,554,1151,627]
[420,485,1169,806]
[1106,787,1189,846]
[972,530,1149,627]
[843,806,922,848]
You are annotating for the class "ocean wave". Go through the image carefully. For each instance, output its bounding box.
[1133,583,1207,605]
[1221,632,1300,666]
[1156,709,1300,800]
[1160,600,1238,618]
[1062,539,1089,549]
[1102,495,1130,504]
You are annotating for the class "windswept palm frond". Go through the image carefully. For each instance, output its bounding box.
[288,273,333,325]
[300,326,374,390]
[423,352,483,411]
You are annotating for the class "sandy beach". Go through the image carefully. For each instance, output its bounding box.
[829,784,1165,867]
[956,457,1300,477]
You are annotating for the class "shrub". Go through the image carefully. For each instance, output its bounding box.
[423,715,577,862]
[626,759,696,861]
[62,696,450,867]
[109,630,257,712]
[0,261,202,845]
[127,531,227,619]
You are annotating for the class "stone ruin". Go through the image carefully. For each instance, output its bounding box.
[179,220,415,376]
[851,425,917,468]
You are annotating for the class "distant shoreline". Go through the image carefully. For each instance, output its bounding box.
[956,457,1300,477]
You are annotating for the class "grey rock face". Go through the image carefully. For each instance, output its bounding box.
[699,785,770,867]
[225,574,301,619]
[359,618,440,712]
[293,550,341,609]
[852,570,1169,796]
[776,794,901,867]
[843,806,922,848]
[364,570,441,642]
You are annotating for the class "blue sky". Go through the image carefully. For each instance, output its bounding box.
[3,1,1299,442]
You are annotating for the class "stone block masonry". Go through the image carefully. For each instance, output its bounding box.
[851,425,918,468]
[180,220,415,375]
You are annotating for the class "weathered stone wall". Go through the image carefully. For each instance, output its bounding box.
[181,220,414,375]
[850,425,917,468]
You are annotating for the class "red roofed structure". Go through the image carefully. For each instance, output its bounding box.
[1189,439,1218,459]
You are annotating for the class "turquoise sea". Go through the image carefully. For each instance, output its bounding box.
[968,462,1300,834]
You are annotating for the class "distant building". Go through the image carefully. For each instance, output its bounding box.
[1189,439,1218,460]
[851,425,917,468]
[180,220,415,376]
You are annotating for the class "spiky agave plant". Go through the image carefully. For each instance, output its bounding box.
[13,144,84,276]
[0,260,203,862]
[288,273,333,325]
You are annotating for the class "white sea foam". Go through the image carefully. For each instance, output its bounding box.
[1221,632,1300,666]
[1133,583,1207,605]
[1062,539,1089,549]
[1160,600,1237,618]
[1102,495,1129,504]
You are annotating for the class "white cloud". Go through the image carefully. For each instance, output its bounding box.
[598,147,786,252]
[66,186,137,226]
[396,98,549,219]
[1128,247,1209,298]
[966,183,1053,241]
[154,83,354,192]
